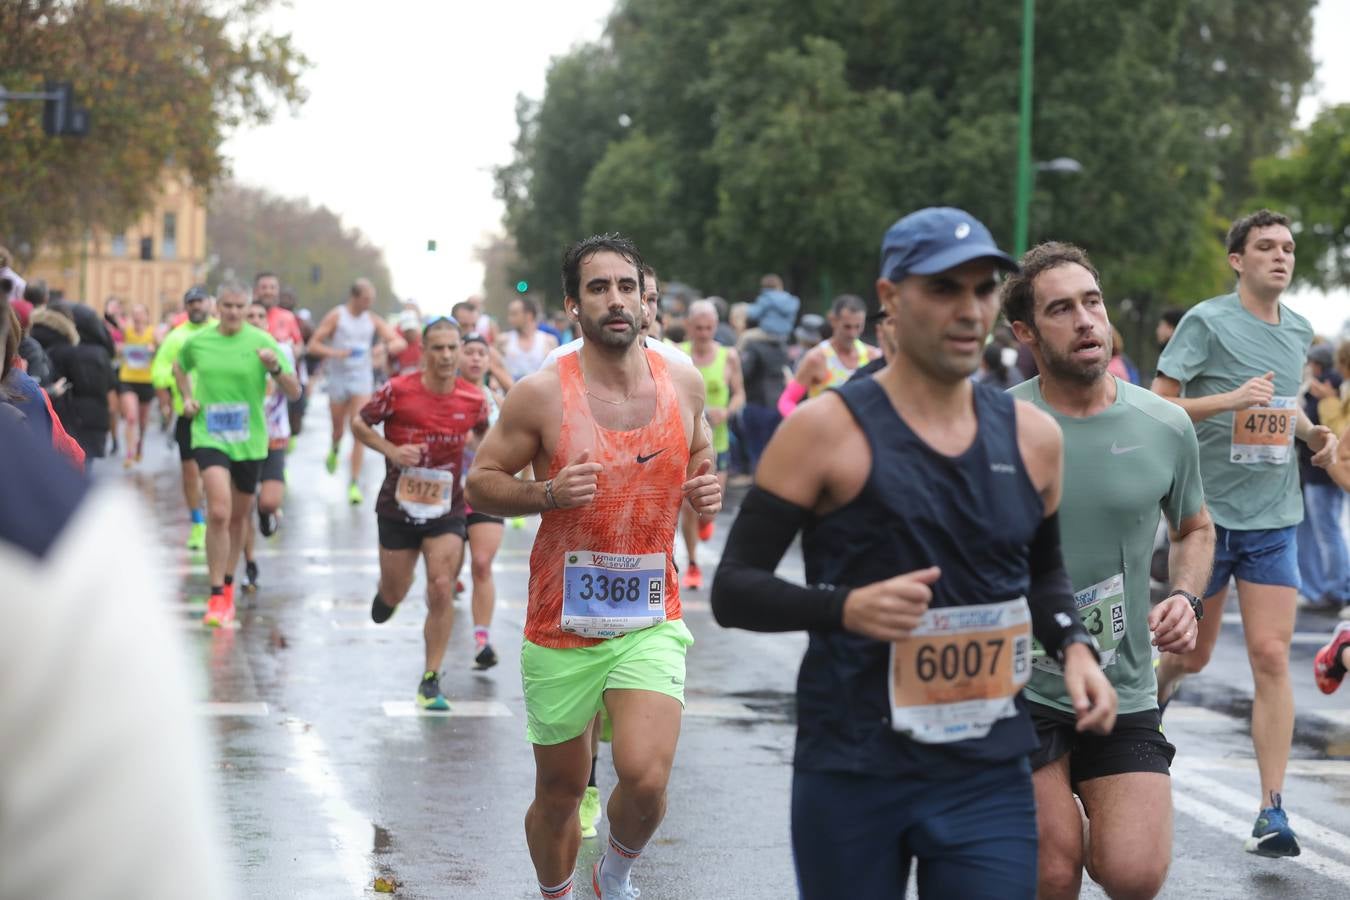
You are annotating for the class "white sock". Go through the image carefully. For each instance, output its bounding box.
[539,876,571,898]
[601,834,643,885]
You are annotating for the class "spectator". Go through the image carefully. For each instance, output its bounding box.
[736,324,790,470]
[1156,307,1185,351]
[41,305,117,461]
[973,338,1023,391]
[1106,324,1140,384]
[707,296,737,346]
[747,273,800,339]
[729,301,750,340]
[1306,341,1350,611]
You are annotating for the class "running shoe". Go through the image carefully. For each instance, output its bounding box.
[243,559,259,593]
[288,436,297,453]
[203,592,236,628]
[417,671,450,711]
[186,521,207,550]
[1245,795,1300,857]
[325,447,338,474]
[371,592,397,624]
[593,858,639,899]
[510,516,526,530]
[698,519,714,542]
[259,507,279,537]
[680,562,703,591]
[123,457,135,470]
[474,643,499,670]
[1313,622,1350,694]
[578,785,602,839]
[348,482,364,505]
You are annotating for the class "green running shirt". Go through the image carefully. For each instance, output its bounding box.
[177,324,293,461]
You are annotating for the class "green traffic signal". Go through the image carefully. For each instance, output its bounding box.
[516,281,529,293]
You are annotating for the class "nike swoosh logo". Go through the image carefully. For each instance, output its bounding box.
[636,449,667,464]
[1111,443,1143,455]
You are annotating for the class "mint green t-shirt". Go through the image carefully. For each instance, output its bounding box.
[178,324,293,461]
[1155,293,1312,530]
[1010,377,1205,714]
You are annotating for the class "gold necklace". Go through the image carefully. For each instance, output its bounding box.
[586,386,634,405]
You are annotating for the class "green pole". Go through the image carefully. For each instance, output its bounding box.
[1013,0,1035,257]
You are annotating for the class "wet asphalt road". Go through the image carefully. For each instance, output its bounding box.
[111,401,1350,899]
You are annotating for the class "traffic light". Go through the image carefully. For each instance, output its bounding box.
[42,82,89,137]
[427,239,437,252]
[516,281,528,293]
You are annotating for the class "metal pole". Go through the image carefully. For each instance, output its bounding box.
[1013,0,1035,257]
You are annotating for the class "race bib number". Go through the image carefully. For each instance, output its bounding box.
[204,403,250,443]
[123,345,151,369]
[561,550,666,639]
[1231,397,1296,464]
[888,597,1031,744]
[395,466,454,520]
[1033,573,1125,674]
[346,345,367,361]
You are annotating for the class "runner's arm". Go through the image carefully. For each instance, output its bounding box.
[726,347,746,415]
[465,375,556,516]
[373,317,408,356]
[1150,374,1232,422]
[488,346,515,391]
[1165,508,1215,600]
[305,310,347,359]
[777,349,819,417]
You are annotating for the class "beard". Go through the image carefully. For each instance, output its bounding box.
[1038,331,1112,386]
[578,308,639,350]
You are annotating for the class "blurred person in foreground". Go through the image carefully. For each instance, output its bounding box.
[0,293,232,899]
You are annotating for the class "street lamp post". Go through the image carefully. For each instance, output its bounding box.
[1013,0,1035,257]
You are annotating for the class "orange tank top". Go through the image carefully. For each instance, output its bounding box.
[525,348,690,649]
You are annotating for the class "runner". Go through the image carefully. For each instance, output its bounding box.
[307,279,406,505]
[1152,209,1338,857]
[255,272,309,441]
[352,317,489,709]
[466,234,722,900]
[777,293,877,417]
[1003,241,1215,899]
[543,265,692,371]
[117,303,158,468]
[710,207,1116,899]
[1313,622,1350,694]
[240,299,295,592]
[456,331,507,669]
[175,282,299,627]
[499,296,559,382]
[151,286,217,550]
[678,299,744,590]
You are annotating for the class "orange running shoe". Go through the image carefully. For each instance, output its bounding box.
[698,519,715,542]
[680,562,703,591]
[203,592,226,627]
[1313,622,1350,694]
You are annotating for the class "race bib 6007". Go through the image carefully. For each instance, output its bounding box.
[888,597,1031,744]
[561,550,666,639]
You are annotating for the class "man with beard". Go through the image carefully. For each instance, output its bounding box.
[1004,242,1214,899]
[467,234,721,900]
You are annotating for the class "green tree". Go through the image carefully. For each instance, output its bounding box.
[206,182,395,316]
[0,0,307,262]
[1254,104,1350,290]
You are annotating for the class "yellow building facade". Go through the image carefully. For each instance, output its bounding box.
[26,170,208,322]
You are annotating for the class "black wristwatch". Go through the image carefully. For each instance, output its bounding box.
[1168,588,1203,622]
[268,366,283,377]
[1056,631,1101,665]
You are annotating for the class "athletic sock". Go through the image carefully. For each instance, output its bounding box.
[191,507,205,524]
[223,574,234,587]
[210,585,224,596]
[588,755,598,788]
[538,877,572,898]
[602,834,642,885]
[474,626,489,648]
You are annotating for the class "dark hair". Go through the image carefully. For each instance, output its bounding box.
[513,295,542,320]
[451,300,474,318]
[1226,209,1292,256]
[641,264,658,284]
[1001,241,1100,329]
[561,234,645,303]
[830,293,867,316]
[23,279,48,306]
[1160,308,1185,329]
[249,297,267,308]
[664,322,687,343]
[982,339,1011,382]
[254,271,278,285]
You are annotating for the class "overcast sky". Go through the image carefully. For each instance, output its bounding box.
[224,1,1350,318]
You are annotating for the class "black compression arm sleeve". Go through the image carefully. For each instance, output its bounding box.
[710,486,850,633]
[1027,511,1093,660]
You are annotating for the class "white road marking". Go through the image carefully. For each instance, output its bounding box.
[381,701,514,718]
[1172,790,1350,884]
[1314,709,1350,727]
[1174,770,1350,859]
[684,700,773,720]
[284,718,373,898]
[197,701,270,717]
[1179,756,1350,778]
[1163,704,1236,724]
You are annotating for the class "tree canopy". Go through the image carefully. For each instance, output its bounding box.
[495,0,1317,343]
[0,0,308,262]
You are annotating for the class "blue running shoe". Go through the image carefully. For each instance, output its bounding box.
[1245,794,1300,857]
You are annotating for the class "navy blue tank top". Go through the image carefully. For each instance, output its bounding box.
[796,378,1044,778]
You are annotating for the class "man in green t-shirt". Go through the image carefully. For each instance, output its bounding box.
[1153,209,1338,858]
[1004,242,1215,899]
[151,286,217,550]
[174,282,299,627]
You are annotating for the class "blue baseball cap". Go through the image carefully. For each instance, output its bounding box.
[879,207,1018,281]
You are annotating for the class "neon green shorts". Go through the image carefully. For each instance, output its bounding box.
[520,619,694,746]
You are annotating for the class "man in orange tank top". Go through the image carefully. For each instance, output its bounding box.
[467,234,722,900]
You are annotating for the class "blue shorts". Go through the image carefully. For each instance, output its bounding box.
[1204,524,1300,597]
[791,758,1036,900]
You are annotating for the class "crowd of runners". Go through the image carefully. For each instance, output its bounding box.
[7,202,1350,899]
